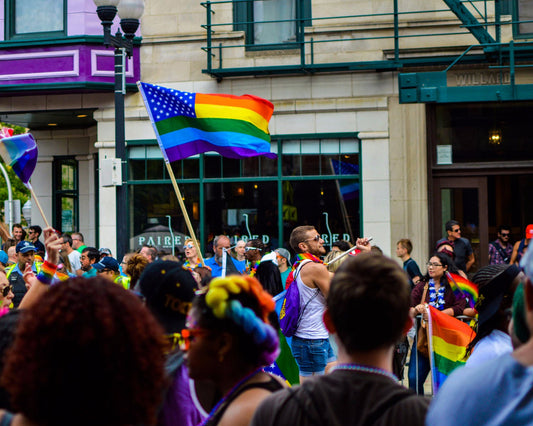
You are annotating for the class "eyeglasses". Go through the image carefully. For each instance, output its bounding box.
[1,285,13,297]
[426,262,443,268]
[304,235,321,243]
[180,328,210,351]
[184,243,195,249]
[245,246,259,252]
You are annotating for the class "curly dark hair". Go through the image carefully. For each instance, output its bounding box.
[1,277,167,426]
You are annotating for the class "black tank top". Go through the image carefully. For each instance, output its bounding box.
[207,375,283,425]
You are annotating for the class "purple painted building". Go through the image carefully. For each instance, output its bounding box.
[0,0,143,249]
[0,0,140,93]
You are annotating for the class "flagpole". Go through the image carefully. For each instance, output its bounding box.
[323,245,358,266]
[164,162,205,265]
[28,185,51,229]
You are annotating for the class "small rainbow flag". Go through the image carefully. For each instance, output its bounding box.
[446,272,478,309]
[138,82,276,161]
[427,305,475,392]
[0,128,38,187]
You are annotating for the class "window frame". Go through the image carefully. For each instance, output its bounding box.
[52,156,79,233]
[513,0,533,38]
[5,0,67,40]
[233,0,312,50]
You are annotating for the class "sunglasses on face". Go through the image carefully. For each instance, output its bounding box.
[2,285,13,297]
[304,235,321,243]
[184,243,195,249]
[180,328,210,351]
[501,232,510,237]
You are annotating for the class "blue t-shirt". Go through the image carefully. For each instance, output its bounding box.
[204,256,241,278]
[427,353,533,426]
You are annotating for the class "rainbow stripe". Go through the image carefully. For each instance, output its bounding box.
[428,305,476,392]
[138,82,276,161]
[447,272,478,309]
[0,133,38,186]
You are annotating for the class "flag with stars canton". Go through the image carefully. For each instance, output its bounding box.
[138,82,276,162]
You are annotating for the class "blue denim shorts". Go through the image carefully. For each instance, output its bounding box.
[291,336,336,376]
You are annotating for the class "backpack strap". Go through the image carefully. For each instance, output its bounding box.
[293,260,320,329]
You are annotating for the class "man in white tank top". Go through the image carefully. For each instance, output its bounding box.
[287,226,333,382]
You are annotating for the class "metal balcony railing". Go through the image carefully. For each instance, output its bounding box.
[201,0,533,80]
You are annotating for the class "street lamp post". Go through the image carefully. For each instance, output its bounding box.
[93,0,144,260]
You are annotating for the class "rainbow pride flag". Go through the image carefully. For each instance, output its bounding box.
[427,305,475,392]
[138,82,276,161]
[446,272,478,309]
[0,129,38,187]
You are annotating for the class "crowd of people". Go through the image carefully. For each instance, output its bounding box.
[0,220,532,425]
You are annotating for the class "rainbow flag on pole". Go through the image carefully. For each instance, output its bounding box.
[446,272,478,309]
[0,129,38,187]
[427,305,475,392]
[138,82,276,161]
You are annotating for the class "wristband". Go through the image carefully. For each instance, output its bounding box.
[36,260,58,285]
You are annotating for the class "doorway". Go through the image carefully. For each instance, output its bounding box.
[432,177,488,275]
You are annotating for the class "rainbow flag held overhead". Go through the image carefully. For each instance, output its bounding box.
[138,82,276,162]
[0,129,38,187]
[427,305,476,392]
[446,272,478,309]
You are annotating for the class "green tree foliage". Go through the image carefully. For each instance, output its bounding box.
[0,123,31,224]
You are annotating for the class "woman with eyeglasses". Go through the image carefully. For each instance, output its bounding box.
[407,252,467,395]
[184,239,202,270]
[183,275,284,426]
[0,273,13,312]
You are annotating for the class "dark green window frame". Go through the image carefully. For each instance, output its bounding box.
[5,0,67,40]
[52,157,79,233]
[512,0,533,38]
[233,0,312,49]
[127,133,360,252]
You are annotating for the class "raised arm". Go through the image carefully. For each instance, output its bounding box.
[19,228,61,309]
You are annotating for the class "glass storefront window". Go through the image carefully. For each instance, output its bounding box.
[129,183,199,252]
[127,134,360,253]
[434,102,533,164]
[129,145,199,180]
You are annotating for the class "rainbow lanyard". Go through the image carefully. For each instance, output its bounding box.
[247,261,260,277]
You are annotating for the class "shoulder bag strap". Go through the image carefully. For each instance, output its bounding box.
[491,241,510,262]
[294,260,321,329]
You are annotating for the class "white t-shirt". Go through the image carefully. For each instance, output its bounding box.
[68,250,82,272]
[465,329,512,368]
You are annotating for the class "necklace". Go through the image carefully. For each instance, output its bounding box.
[199,368,262,426]
[331,363,398,382]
